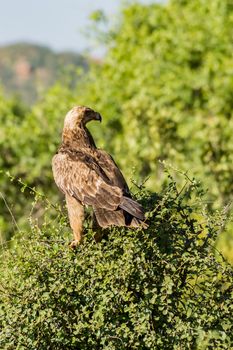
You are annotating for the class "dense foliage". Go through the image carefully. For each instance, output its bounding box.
[0,175,232,349]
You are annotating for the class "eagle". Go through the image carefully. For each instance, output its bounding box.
[52,106,146,247]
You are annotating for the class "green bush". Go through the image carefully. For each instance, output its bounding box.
[0,174,232,349]
[0,92,29,240]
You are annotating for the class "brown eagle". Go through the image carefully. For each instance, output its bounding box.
[52,106,146,247]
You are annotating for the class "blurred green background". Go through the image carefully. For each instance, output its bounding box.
[0,0,232,262]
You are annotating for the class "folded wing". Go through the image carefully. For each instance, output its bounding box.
[52,151,123,211]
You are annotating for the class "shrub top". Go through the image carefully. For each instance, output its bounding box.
[0,175,232,349]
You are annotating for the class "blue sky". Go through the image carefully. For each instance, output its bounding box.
[0,0,157,55]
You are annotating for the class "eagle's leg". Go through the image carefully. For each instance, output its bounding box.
[92,213,103,242]
[65,194,84,248]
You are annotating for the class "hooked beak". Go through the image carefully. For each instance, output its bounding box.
[95,112,102,122]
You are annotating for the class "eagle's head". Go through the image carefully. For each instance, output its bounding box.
[64,106,102,129]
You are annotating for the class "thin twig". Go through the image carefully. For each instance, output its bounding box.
[0,191,20,231]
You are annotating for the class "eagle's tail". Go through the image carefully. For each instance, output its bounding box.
[119,196,145,221]
[93,202,147,229]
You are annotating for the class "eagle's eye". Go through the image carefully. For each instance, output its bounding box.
[84,108,94,118]
[84,108,92,114]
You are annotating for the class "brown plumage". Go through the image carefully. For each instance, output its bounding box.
[52,106,146,247]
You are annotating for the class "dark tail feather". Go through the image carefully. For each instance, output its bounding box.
[93,207,126,228]
[119,196,145,221]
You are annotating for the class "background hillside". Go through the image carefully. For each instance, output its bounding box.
[0,43,89,104]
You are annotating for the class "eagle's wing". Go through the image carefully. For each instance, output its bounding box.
[52,150,123,211]
[95,149,130,196]
[93,149,145,221]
